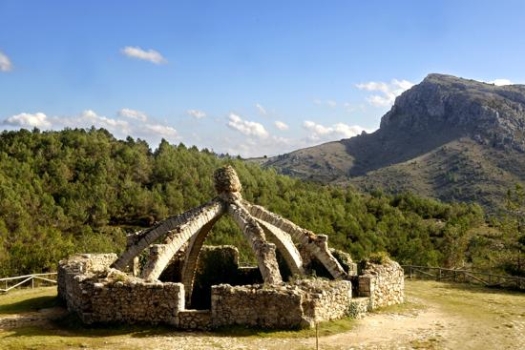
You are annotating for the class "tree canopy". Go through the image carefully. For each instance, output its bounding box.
[0,128,522,277]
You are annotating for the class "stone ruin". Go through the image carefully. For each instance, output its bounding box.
[58,166,404,329]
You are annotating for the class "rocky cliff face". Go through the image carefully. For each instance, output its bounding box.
[381,74,525,152]
[264,74,525,210]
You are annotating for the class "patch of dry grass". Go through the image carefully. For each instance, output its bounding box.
[0,287,58,314]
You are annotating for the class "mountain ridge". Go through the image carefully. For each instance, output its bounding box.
[263,74,525,211]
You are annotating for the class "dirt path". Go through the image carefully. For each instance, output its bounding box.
[113,300,449,350]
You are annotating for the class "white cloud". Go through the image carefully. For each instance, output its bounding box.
[187,109,206,119]
[227,113,269,138]
[0,51,12,72]
[274,121,289,131]
[118,108,148,122]
[356,79,414,107]
[256,103,267,116]
[2,109,180,150]
[489,79,512,86]
[303,120,369,141]
[78,109,130,131]
[4,112,51,128]
[144,124,178,137]
[121,46,167,64]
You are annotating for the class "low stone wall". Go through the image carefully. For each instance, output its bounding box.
[57,253,118,302]
[358,261,404,309]
[211,279,352,329]
[58,254,185,325]
[57,252,404,330]
[177,310,212,329]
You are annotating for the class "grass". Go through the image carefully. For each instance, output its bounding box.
[0,287,58,314]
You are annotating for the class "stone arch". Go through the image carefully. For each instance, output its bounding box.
[180,216,223,305]
[111,199,224,273]
[246,203,347,279]
[140,199,226,281]
[254,218,304,277]
[112,166,348,304]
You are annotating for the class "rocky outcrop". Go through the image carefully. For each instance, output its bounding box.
[263,74,525,210]
[381,74,525,152]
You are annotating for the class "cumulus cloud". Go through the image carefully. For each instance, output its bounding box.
[274,121,289,131]
[144,124,178,137]
[255,103,267,116]
[489,79,512,86]
[4,112,51,128]
[78,110,130,132]
[187,109,206,119]
[356,79,414,107]
[227,113,269,138]
[121,46,167,64]
[0,50,12,72]
[118,108,148,122]
[303,120,369,141]
[2,109,180,148]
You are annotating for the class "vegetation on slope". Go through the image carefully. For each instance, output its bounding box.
[264,74,525,212]
[0,128,523,277]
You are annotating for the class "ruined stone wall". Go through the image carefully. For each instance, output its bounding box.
[58,251,404,330]
[57,253,118,302]
[58,254,185,325]
[358,261,404,309]
[300,279,353,323]
[211,279,352,329]
[80,280,184,325]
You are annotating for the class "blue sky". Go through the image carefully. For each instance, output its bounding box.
[1,0,524,157]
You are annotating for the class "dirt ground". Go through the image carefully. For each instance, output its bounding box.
[112,280,525,350]
[2,280,525,349]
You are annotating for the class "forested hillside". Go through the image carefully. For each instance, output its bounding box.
[0,128,523,278]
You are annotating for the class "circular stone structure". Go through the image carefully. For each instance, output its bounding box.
[58,166,405,330]
[110,166,349,306]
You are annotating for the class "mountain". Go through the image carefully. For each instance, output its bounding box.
[264,74,525,210]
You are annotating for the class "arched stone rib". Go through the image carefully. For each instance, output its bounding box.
[254,218,304,277]
[180,216,221,306]
[111,198,225,272]
[140,199,226,280]
[246,203,347,280]
[228,201,282,285]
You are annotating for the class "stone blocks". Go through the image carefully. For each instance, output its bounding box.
[57,251,404,330]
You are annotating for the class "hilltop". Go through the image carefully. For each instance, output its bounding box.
[264,74,525,210]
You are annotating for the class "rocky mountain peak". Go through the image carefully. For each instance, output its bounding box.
[264,74,525,211]
[379,74,525,152]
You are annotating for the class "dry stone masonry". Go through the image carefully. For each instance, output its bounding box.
[358,260,405,309]
[57,166,404,329]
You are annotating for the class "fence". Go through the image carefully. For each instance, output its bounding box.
[0,273,58,293]
[402,265,525,291]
